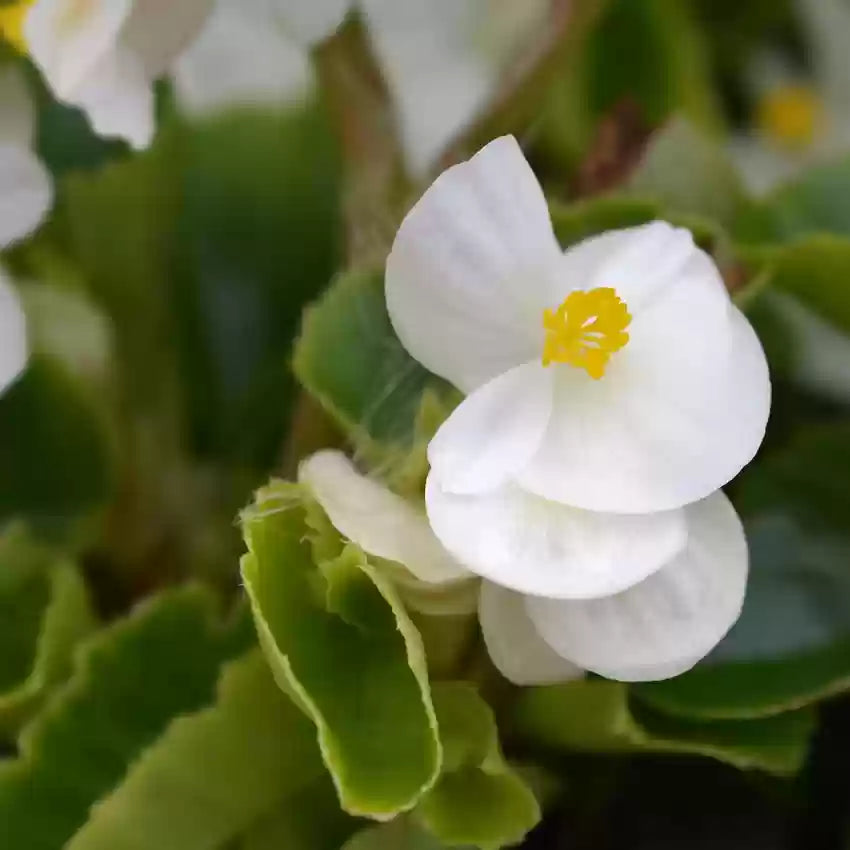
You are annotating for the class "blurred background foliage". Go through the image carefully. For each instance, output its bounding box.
[3,0,850,847]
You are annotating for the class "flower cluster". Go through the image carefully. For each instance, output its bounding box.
[302,136,771,685]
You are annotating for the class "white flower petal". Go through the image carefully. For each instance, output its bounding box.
[270,0,352,45]
[299,450,469,585]
[0,144,52,249]
[526,492,749,682]
[70,47,155,149]
[122,0,215,79]
[386,135,560,393]
[0,67,35,148]
[425,475,687,599]
[479,581,583,686]
[0,268,27,394]
[361,0,492,176]
[173,1,312,116]
[361,0,547,175]
[520,257,770,514]
[428,361,552,494]
[25,0,133,99]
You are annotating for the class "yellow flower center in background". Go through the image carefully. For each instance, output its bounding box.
[0,0,31,52]
[756,84,823,152]
[542,287,631,379]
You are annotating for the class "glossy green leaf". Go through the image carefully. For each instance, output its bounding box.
[513,678,814,776]
[0,586,253,849]
[294,269,450,463]
[67,651,324,850]
[0,355,113,535]
[240,481,441,819]
[416,684,540,850]
[736,423,850,531]
[0,527,94,736]
[635,516,850,719]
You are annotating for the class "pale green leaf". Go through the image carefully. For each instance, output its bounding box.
[67,651,324,850]
[415,684,540,850]
[240,482,441,819]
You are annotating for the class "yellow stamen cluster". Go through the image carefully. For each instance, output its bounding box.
[542,287,631,379]
[0,0,31,52]
[756,84,823,152]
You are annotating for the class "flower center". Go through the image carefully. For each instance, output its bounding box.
[542,287,631,379]
[0,1,31,52]
[756,84,823,152]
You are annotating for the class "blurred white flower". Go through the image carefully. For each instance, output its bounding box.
[172,0,312,118]
[300,450,751,684]
[23,0,214,149]
[729,0,850,194]
[0,65,51,395]
[0,65,52,249]
[174,0,549,175]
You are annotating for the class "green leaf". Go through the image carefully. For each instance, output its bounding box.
[0,355,113,535]
[627,118,745,225]
[171,105,341,468]
[66,651,325,850]
[61,103,341,471]
[634,516,850,719]
[513,679,814,776]
[294,269,454,476]
[238,776,357,850]
[0,586,253,849]
[735,156,850,244]
[736,423,850,531]
[240,481,441,819]
[0,527,94,737]
[416,684,540,850]
[343,819,451,850]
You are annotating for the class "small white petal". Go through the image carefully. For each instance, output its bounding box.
[270,0,352,45]
[122,0,215,79]
[428,361,552,494]
[386,135,560,393]
[0,144,52,249]
[299,450,469,585]
[479,581,583,686]
[425,474,687,599]
[0,67,35,148]
[526,492,749,682]
[520,239,770,513]
[70,48,155,149]
[25,0,134,100]
[173,2,312,116]
[0,269,27,394]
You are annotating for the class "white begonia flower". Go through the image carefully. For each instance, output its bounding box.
[173,0,548,175]
[729,0,850,194]
[386,135,769,605]
[23,0,214,149]
[299,450,750,684]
